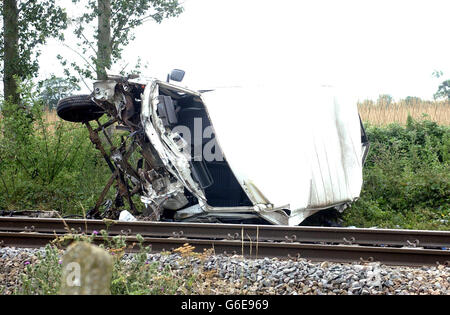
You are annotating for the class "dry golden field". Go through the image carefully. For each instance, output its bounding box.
[358,99,450,126]
[42,101,449,126]
[3,101,450,127]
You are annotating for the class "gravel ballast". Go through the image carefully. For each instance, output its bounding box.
[1,247,449,295]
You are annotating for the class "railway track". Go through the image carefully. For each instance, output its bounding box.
[0,216,449,267]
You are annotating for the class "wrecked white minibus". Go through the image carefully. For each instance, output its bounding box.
[57,71,369,226]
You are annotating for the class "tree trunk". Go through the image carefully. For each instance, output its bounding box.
[2,0,20,104]
[97,0,112,80]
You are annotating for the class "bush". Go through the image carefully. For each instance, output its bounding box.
[0,79,110,215]
[343,117,450,230]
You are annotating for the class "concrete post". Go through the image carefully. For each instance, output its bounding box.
[60,242,113,295]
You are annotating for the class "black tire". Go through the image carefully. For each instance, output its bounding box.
[57,95,105,123]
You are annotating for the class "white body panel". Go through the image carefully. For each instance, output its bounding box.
[201,85,364,225]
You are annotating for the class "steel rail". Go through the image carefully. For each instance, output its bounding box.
[0,231,449,267]
[0,217,449,249]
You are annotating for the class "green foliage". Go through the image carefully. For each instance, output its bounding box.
[61,0,183,80]
[434,80,450,100]
[38,75,81,110]
[343,117,450,230]
[0,0,67,79]
[432,70,449,100]
[0,78,110,215]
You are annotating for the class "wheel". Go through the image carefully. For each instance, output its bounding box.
[57,95,105,123]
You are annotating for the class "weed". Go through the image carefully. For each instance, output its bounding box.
[14,232,218,295]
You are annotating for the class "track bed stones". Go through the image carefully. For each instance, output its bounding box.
[60,242,113,295]
[0,248,43,294]
[140,252,450,295]
[1,247,449,295]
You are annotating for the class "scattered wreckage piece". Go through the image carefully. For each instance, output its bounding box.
[56,72,369,226]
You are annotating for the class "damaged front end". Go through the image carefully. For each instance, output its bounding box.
[57,73,369,226]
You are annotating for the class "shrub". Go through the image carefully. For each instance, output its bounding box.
[343,117,450,229]
[0,79,110,215]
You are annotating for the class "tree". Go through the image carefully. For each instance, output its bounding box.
[403,96,422,106]
[1,0,19,104]
[434,80,450,100]
[65,0,183,81]
[432,70,449,100]
[0,0,67,104]
[38,75,81,110]
[377,94,393,107]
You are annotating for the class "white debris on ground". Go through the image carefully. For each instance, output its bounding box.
[1,247,449,295]
[118,210,138,222]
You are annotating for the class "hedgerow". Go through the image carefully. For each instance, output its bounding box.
[343,117,450,230]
